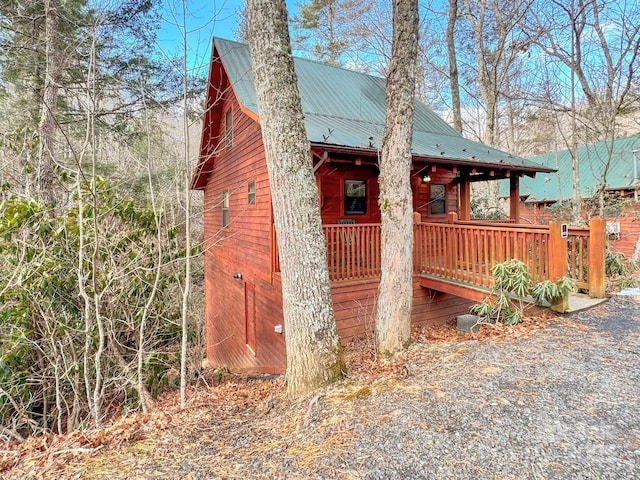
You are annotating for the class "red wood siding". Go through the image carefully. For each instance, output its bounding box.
[412,282,473,327]
[413,168,459,221]
[315,162,461,225]
[316,163,381,224]
[203,105,273,283]
[332,278,472,343]
[201,62,285,373]
[608,203,640,258]
[205,257,286,373]
[207,270,471,374]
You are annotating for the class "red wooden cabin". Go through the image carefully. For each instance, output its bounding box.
[192,38,560,373]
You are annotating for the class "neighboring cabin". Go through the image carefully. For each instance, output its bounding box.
[499,135,640,259]
[192,38,554,373]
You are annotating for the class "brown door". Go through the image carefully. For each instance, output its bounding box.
[244,282,256,355]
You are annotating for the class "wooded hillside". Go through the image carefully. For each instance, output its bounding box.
[0,0,638,441]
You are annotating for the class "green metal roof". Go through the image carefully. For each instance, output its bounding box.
[498,134,640,202]
[215,38,550,173]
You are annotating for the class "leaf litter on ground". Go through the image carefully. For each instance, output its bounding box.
[1,308,569,479]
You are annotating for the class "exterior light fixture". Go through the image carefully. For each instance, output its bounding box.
[422,174,431,183]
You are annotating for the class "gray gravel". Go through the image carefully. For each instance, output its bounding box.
[325,296,640,479]
[41,296,639,480]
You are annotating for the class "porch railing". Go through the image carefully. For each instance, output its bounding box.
[414,222,551,287]
[271,218,606,298]
[272,223,382,282]
[323,223,382,281]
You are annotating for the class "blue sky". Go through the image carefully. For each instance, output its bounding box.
[156,0,299,71]
[156,0,242,70]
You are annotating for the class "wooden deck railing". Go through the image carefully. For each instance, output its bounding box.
[271,218,606,299]
[272,223,382,282]
[323,224,381,281]
[414,222,551,288]
[562,220,605,298]
[567,226,590,290]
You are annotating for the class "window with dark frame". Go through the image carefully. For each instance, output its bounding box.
[222,190,229,227]
[430,184,446,215]
[344,179,367,215]
[225,109,232,149]
[248,181,255,205]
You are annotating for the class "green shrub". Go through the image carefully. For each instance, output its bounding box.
[471,259,574,326]
[470,197,507,220]
[0,178,191,437]
[605,251,627,276]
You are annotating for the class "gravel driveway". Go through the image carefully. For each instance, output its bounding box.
[336,296,640,479]
[14,296,638,480]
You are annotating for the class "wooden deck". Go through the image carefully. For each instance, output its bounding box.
[272,218,607,309]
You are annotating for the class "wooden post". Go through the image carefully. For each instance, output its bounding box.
[548,221,569,312]
[447,211,458,224]
[588,217,606,298]
[509,176,520,222]
[413,211,421,223]
[459,175,471,220]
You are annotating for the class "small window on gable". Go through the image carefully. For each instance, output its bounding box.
[248,181,255,205]
[344,179,367,215]
[430,184,446,215]
[225,109,232,149]
[222,190,229,227]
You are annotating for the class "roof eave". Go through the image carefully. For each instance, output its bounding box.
[310,142,556,174]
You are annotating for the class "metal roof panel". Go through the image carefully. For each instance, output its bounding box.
[215,37,548,172]
[498,135,640,201]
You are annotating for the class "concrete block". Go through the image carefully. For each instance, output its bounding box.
[457,314,480,333]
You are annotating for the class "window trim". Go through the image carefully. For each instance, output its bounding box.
[248,180,256,205]
[222,190,230,227]
[344,179,367,216]
[429,183,446,215]
[224,109,232,150]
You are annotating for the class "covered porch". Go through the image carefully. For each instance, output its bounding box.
[311,145,543,226]
[275,145,592,311]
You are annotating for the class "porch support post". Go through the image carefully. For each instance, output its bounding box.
[549,221,569,312]
[509,176,520,222]
[459,174,471,221]
[588,217,606,298]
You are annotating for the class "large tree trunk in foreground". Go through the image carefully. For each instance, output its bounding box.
[375,0,418,355]
[245,0,345,397]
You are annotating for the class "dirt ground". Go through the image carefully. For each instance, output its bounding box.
[1,296,639,479]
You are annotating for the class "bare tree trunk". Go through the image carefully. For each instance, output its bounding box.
[78,28,96,426]
[447,0,462,133]
[570,2,582,223]
[375,0,418,355]
[37,0,61,208]
[245,0,345,397]
[137,83,162,414]
[179,0,192,408]
[504,74,516,153]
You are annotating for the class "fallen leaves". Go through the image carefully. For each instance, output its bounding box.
[0,309,573,479]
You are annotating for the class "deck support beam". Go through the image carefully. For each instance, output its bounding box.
[459,174,471,220]
[509,176,520,222]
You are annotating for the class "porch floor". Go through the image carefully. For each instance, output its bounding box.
[564,292,608,313]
